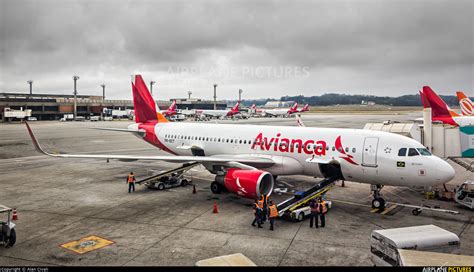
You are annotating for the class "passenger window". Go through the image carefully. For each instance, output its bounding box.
[352,148,356,153]
[239,140,242,144]
[345,147,349,152]
[398,148,407,156]
[408,148,419,156]
[326,146,329,151]
[332,146,335,151]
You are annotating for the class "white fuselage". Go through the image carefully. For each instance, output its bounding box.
[453,116,474,126]
[197,109,237,118]
[264,108,293,117]
[143,122,455,188]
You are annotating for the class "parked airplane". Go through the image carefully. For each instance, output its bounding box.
[456,91,473,116]
[264,102,299,117]
[160,100,177,117]
[298,104,310,113]
[419,86,474,126]
[195,101,240,119]
[25,76,455,209]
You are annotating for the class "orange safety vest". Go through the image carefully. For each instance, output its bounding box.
[127,174,135,183]
[257,198,264,209]
[254,203,261,214]
[321,201,328,214]
[269,204,278,218]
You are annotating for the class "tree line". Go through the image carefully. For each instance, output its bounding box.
[241,93,466,107]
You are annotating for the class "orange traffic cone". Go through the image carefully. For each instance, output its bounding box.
[212,201,219,213]
[12,208,18,221]
[192,185,197,194]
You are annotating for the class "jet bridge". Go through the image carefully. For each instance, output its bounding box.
[276,176,338,218]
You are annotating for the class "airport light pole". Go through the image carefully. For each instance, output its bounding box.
[213,84,218,110]
[150,81,156,94]
[27,80,33,95]
[73,75,80,121]
[188,91,192,100]
[100,84,106,101]
[238,89,243,102]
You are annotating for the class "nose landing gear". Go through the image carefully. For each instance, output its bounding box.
[371,184,385,209]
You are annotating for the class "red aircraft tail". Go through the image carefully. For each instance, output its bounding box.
[132,75,168,123]
[231,101,240,111]
[301,104,309,112]
[168,100,177,112]
[291,102,298,111]
[421,86,458,126]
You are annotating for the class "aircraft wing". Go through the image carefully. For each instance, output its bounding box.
[91,127,146,137]
[25,122,275,167]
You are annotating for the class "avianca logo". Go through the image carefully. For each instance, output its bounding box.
[335,136,358,165]
[236,177,247,196]
[251,133,358,165]
[251,132,327,155]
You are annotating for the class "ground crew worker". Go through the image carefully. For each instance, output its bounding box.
[126,172,136,193]
[309,199,319,228]
[252,199,263,228]
[318,198,328,228]
[262,194,269,222]
[257,195,265,223]
[268,200,278,231]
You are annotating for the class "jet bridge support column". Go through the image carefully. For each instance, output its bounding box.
[423,108,432,151]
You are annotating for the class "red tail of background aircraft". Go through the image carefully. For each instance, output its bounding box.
[420,86,458,126]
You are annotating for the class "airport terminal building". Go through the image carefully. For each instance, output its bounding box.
[0,92,227,121]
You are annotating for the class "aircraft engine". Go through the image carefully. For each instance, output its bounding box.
[223,168,274,199]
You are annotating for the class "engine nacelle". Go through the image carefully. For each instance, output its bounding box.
[223,168,274,199]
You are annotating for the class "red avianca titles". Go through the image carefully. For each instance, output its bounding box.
[24,75,455,209]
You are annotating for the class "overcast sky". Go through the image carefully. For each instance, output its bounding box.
[0,0,472,100]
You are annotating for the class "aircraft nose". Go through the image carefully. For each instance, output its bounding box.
[436,159,455,183]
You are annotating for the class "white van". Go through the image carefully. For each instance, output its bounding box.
[371,225,460,266]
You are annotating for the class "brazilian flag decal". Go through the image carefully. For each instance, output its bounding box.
[397,161,405,167]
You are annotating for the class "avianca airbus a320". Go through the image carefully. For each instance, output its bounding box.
[25,75,455,209]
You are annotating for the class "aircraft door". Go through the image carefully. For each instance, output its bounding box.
[362,137,379,167]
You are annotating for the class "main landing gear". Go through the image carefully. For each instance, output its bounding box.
[371,184,386,209]
[211,181,224,194]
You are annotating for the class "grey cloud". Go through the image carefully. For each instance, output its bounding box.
[0,0,472,99]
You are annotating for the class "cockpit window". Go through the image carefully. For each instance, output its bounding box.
[417,148,431,156]
[398,148,407,156]
[408,148,419,156]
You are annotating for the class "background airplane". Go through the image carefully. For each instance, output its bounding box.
[456,91,473,116]
[25,76,455,209]
[195,101,241,119]
[298,104,310,113]
[159,100,178,117]
[264,102,299,117]
[420,86,474,126]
